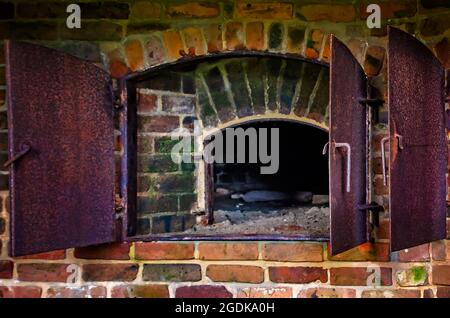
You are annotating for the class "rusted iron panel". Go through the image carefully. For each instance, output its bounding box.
[329,36,368,255]
[388,27,447,252]
[6,41,116,256]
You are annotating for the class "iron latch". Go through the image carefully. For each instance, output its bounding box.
[3,142,31,168]
[358,202,384,228]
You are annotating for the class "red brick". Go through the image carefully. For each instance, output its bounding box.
[0,286,42,298]
[111,285,170,298]
[137,93,158,113]
[135,242,195,260]
[377,218,390,239]
[330,267,392,286]
[361,1,417,20]
[125,39,144,71]
[74,243,131,260]
[225,22,244,50]
[163,30,185,59]
[176,285,232,298]
[269,267,327,284]
[361,289,421,298]
[82,264,138,282]
[246,22,264,50]
[198,243,258,260]
[183,27,206,56]
[146,35,166,66]
[327,243,390,262]
[436,287,450,298]
[236,2,293,19]
[374,176,389,195]
[432,240,450,261]
[17,264,72,282]
[297,4,356,22]
[109,59,130,79]
[397,244,430,262]
[372,133,389,152]
[237,287,292,298]
[47,286,106,298]
[0,261,13,279]
[206,265,264,284]
[16,250,66,260]
[167,3,219,18]
[138,115,179,132]
[432,265,450,285]
[263,243,323,262]
[205,24,223,53]
[298,287,356,298]
[130,2,161,19]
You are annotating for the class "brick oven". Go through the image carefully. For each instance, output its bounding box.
[0,0,449,299]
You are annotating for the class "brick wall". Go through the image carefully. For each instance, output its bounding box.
[0,0,450,298]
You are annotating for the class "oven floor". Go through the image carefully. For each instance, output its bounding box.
[185,198,330,237]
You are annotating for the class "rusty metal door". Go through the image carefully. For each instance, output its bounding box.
[387,27,447,252]
[6,41,116,256]
[329,36,368,255]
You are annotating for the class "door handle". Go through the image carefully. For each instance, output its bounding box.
[323,141,351,193]
[380,136,389,186]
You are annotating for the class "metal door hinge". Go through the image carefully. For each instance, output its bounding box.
[358,202,384,240]
[115,196,124,213]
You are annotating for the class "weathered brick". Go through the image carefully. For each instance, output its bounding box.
[74,243,131,260]
[138,115,179,132]
[17,264,72,282]
[207,265,264,283]
[130,2,161,19]
[138,194,178,214]
[125,39,145,71]
[47,286,106,298]
[432,265,450,285]
[236,2,292,19]
[205,24,223,53]
[374,176,389,195]
[364,46,385,77]
[151,214,196,234]
[176,285,232,298]
[135,242,195,260]
[162,95,195,114]
[396,266,428,287]
[238,287,292,298]
[139,154,178,173]
[305,29,323,59]
[436,287,450,298]
[143,264,201,282]
[0,21,58,40]
[361,289,421,298]
[111,285,169,298]
[268,23,284,50]
[420,0,450,10]
[432,240,450,260]
[263,243,323,262]
[397,244,430,262]
[16,250,66,260]
[60,21,123,41]
[156,173,195,193]
[0,2,14,20]
[361,1,417,20]
[421,14,450,37]
[145,35,166,66]
[82,264,138,282]
[225,22,244,50]
[198,243,258,260]
[126,22,169,35]
[183,27,206,56]
[297,4,356,22]
[327,243,390,262]
[138,92,158,113]
[0,286,42,298]
[107,48,129,79]
[167,3,219,18]
[269,267,327,284]
[287,26,305,53]
[246,22,264,50]
[298,287,356,298]
[330,267,392,286]
[163,30,185,59]
[0,261,13,279]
